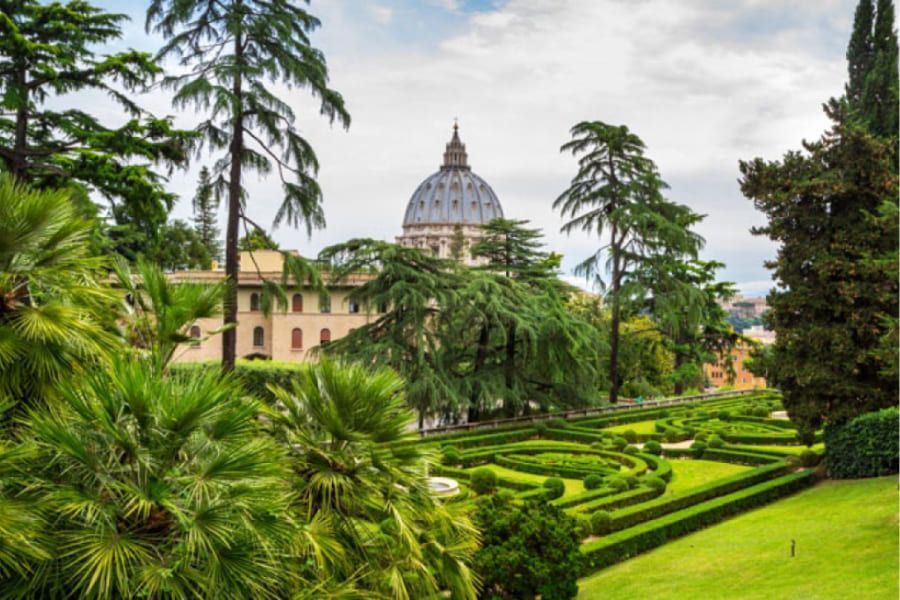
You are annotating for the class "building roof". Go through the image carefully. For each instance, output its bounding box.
[402,124,504,227]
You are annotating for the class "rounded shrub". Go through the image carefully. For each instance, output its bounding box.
[643,475,666,493]
[547,418,568,429]
[799,449,821,468]
[590,441,605,450]
[694,432,708,442]
[583,474,604,490]
[624,445,639,455]
[691,441,707,458]
[610,436,628,451]
[441,445,461,465]
[622,429,638,443]
[607,477,628,493]
[622,474,638,489]
[542,477,565,500]
[470,468,498,495]
[574,518,592,539]
[590,510,612,535]
[707,435,725,449]
[533,421,548,436]
[643,440,662,455]
[753,406,770,418]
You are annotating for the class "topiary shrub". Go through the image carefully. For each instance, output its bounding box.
[607,477,628,493]
[825,408,899,478]
[470,468,498,495]
[533,421,548,436]
[691,441,707,458]
[624,445,639,455]
[707,435,725,449]
[590,510,612,535]
[574,518,592,539]
[622,474,638,489]
[610,436,628,451]
[543,477,565,500]
[441,445,462,465]
[643,440,662,455]
[752,406,770,418]
[622,429,638,443]
[799,449,821,468]
[694,432,708,442]
[583,474,604,490]
[643,475,666,493]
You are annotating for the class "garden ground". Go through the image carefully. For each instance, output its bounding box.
[578,476,899,599]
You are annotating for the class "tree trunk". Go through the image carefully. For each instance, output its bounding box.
[609,231,621,404]
[10,68,28,179]
[222,24,244,372]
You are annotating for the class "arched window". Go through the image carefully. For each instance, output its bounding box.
[291,328,303,350]
[292,293,303,313]
[253,326,264,347]
[189,325,201,346]
[250,292,260,312]
[320,328,331,346]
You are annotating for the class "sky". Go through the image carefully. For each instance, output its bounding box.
[92,0,857,295]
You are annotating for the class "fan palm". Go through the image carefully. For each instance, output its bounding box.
[3,358,296,599]
[0,174,118,409]
[265,360,480,599]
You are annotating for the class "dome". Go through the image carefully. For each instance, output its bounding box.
[402,125,504,227]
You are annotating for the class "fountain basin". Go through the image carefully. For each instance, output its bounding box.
[427,476,460,497]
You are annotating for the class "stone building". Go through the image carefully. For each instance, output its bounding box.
[173,124,507,364]
[704,343,767,390]
[396,123,504,264]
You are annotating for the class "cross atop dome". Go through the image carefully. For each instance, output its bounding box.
[442,121,469,170]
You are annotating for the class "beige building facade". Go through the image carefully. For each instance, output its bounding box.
[172,250,376,364]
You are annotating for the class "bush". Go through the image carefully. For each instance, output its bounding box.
[691,441,707,458]
[643,475,666,493]
[441,445,461,465]
[543,477,565,500]
[171,359,303,403]
[622,474,638,489]
[622,429,638,443]
[590,510,612,535]
[663,431,682,443]
[547,418,568,429]
[643,440,662,455]
[607,477,629,493]
[470,468,498,495]
[694,432,708,442]
[707,435,724,449]
[610,436,628,451]
[825,408,899,478]
[752,406,770,418]
[533,421,548,435]
[799,449,821,468]
[624,445,639,455]
[583,474,604,490]
[717,410,731,420]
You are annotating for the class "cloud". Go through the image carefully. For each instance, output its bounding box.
[109,0,854,291]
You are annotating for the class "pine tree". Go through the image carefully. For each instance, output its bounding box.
[471,218,551,279]
[192,167,220,261]
[147,0,350,371]
[555,122,703,403]
[239,228,280,252]
[0,0,192,259]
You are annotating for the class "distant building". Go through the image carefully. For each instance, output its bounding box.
[743,324,776,345]
[720,294,768,318]
[396,123,505,265]
[704,343,767,390]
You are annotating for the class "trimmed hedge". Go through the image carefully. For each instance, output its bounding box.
[580,470,817,572]
[171,359,302,402]
[575,486,662,515]
[604,461,790,533]
[430,465,536,492]
[825,408,900,478]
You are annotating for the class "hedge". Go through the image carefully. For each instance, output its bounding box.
[171,359,303,402]
[700,448,781,465]
[574,486,662,515]
[604,461,790,533]
[580,469,817,572]
[825,407,900,478]
[495,455,615,479]
[430,465,537,492]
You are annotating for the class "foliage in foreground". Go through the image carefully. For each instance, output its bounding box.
[473,493,583,600]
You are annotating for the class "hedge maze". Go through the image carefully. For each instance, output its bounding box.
[417,391,822,575]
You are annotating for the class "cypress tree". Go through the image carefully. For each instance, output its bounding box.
[845,0,875,106]
[860,0,899,138]
[192,166,221,261]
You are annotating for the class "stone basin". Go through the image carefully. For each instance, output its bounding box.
[427,476,460,497]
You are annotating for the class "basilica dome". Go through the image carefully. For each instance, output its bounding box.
[401,125,504,227]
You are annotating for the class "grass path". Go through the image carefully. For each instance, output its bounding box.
[603,420,657,434]
[578,476,899,599]
[664,459,749,495]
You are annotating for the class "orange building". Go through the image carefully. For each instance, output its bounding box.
[704,343,767,390]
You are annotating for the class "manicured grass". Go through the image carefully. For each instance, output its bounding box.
[467,464,584,496]
[736,443,825,456]
[665,459,750,495]
[604,420,657,435]
[578,476,899,599]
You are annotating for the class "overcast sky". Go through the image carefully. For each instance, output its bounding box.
[93,0,857,295]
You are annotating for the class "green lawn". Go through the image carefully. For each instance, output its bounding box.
[467,464,585,496]
[578,476,899,599]
[664,459,750,495]
[604,420,657,434]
